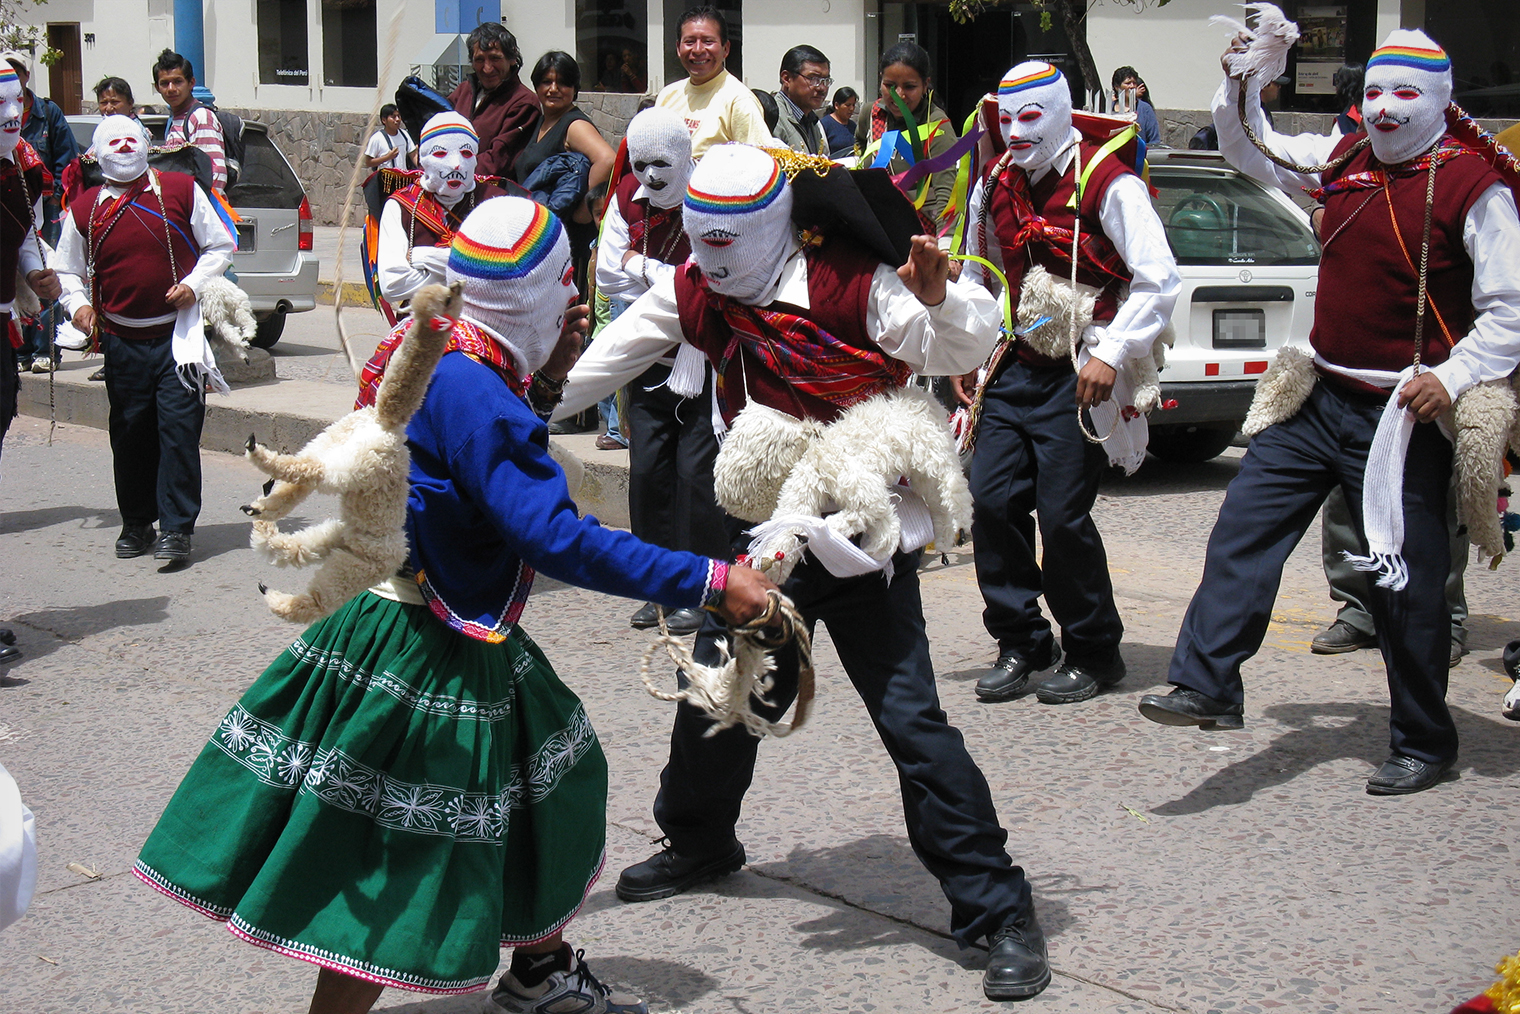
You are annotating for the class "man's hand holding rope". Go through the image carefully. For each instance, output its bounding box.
[26,268,60,302]
[713,566,781,627]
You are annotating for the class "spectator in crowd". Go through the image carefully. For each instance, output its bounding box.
[1192,73,1286,150]
[449,22,539,178]
[1,60,61,472]
[53,115,237,567]
[152,49,226,192]
[595,51,625,92]
[621,47,646,94]
[1111,65,1161,146]
[655,6,769,157]
[772,45,831,155]
[1334,63,1364,134]
[363,103,413,171]
[822,85,858,158]
[94,76,138,119]
[516,51,616,308]
[751,88,779,135]
[2,51,77,375]
[856,42,960,235]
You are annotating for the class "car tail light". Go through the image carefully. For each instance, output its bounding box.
[298,197,313,251]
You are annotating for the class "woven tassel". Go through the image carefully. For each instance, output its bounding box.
[667,343,707,399]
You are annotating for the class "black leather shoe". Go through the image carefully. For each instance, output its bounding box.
[0,645,20,666]
[662,607,706,636]
[1365,754,1454,795]
[1138,686,1244,730]
[630,602,660,629]
[1310,619,1377,654]
[1034,651,1127,704]
[153,531,192,565]
[115,524,156,559]
[975,644,1060,702]
[615,839,746,902]
[983,911,1051,1000]
[0,628,15,646]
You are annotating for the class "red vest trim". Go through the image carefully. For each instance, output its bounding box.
[1312,133,1501,380]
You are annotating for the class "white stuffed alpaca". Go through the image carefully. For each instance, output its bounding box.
[199,275,257,364]
[241,282,462,622]
[745,386,972,582]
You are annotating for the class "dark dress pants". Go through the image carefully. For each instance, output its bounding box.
[1168,380,1456,763]
[626,361,729,558]
[969,360,1123,663]
[102,329,205,534]
[0,318,16,464]
[653,534,1031,947]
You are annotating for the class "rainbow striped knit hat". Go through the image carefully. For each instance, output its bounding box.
[683,144,795,303]
[446,195,572,373]
[1366,29,1452,102]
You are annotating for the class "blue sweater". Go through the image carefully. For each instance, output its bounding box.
[405,351,720,641]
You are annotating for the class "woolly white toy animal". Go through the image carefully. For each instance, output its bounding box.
[1212,3,1301,85]
[241,282,462,622]
[199,275,256,364]
[744,385,971,582]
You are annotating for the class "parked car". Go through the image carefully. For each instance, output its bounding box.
[1146,149,1321,461]
[66,113,317,349]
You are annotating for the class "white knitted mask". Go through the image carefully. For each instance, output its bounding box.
[1362,30,1452,165]
[447,196,575,376]
[626,107,693,210]
[92,115,150,183]
[996,62,1073,173]
[683,144,794,305]
[418,112,479,207]
[0,66,24,160]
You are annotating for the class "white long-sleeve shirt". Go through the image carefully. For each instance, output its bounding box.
[377,198,451,304]
[966,127,1180,371]
[53,175,235,327]
[594,186,682,303]
[556,239,1001,419]
[1211,78,1520,400]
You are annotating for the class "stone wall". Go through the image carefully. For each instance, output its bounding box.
[229,92,652,226]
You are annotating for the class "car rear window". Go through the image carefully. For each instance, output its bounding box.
[1152,167,1320,267]
[227,129,306,210]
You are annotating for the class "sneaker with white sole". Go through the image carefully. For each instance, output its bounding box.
[485,949,648,1014]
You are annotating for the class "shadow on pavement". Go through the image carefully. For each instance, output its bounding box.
[939,641,1175,693]
[378,957,718,1013]
[1100,454,1242,498]
[1464,613,1520,652]
[0,503,113,533]
[2,595,171,664]
[1150,702,1520,815]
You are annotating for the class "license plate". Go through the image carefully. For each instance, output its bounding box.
[1213,308,1265,349]
[236,220,257,252]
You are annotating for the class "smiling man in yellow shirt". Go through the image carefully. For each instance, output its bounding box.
[655,5,770,157]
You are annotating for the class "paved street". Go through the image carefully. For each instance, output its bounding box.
[0,407,1517,1014]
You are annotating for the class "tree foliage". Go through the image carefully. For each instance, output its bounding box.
[0,1,63,69]
[948,0,1172,105]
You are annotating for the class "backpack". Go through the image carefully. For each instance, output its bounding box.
[395,75,455,146]
[210,107,246,189]
[164,101,245,189]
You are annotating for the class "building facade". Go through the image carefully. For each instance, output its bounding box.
[15,0,1514,223]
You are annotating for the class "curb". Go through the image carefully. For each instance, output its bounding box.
[317,279,373,307]
[15,363,633,528]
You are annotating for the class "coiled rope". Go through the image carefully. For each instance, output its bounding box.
[640,589,816,738]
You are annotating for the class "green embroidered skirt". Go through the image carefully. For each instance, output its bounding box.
[135,592,607,994]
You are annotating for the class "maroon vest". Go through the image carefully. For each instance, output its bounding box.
[674,237,878,425]
[71,171,200,339]
[1312,133,1500,385]
[985,140,1135,327]
[615,171,691,266]
[1,148,49,309]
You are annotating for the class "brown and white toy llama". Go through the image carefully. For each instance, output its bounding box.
[241,282,462,622]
